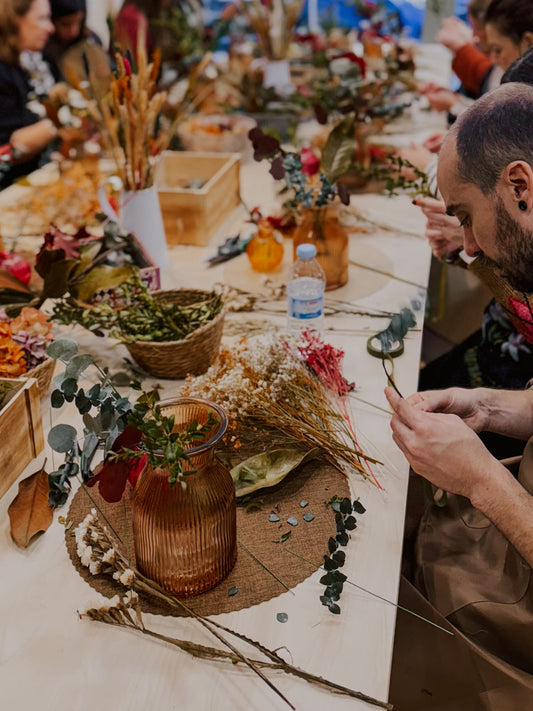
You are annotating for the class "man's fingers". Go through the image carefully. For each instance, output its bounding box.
[384,387,422,429]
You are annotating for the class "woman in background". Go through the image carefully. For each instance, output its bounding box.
[0,0,57,187]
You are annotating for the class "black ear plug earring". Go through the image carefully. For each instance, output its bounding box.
[519,200,528,211]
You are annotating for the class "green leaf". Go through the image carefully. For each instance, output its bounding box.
[336,531,349,546]
[327,602,341,615]
[303,512,315,522]
[71,264,135,303]
[40,258,78,300]
[48,424,78,453]
[47,338,78,361]
[276,613,288,623]
[344,515,357,531]
[352,499,366,514]
[72,241,102,276]
[61,378,78,398]
[327,537,338,554]
[110,371,132,387]
[332,550,346,567]
[231,448,320,497]
[65,355,94,379]
[320,114,356,182]
[228,586,238,597]
[340,497,352,515]
[50,389,65,408]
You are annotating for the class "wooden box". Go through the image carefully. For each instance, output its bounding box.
[155,151,241,246]
[0,378,44,500]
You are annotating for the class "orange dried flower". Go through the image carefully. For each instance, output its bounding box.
[0,337,27,377]
[10,307,53,340]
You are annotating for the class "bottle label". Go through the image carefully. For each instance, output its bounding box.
[289,295,324,320]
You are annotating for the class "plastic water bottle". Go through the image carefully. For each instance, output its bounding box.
[287,243,326,334]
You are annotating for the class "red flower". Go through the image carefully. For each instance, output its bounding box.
[333,52,366,78]
[86,425,145,503]
[508,296,533,342]
[0,252,31,285]
[300,147,320,176]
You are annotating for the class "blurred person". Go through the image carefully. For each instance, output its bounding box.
[112,0,172,60]
[0,0,59,187]
[485,0,533,72]
[43,0,103,82]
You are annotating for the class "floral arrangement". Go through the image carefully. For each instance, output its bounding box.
[248,125,351,209]
[72,35,210,191]
[181,331,380,484]
[236,0,304,61]
[35,221,157,306]
[45,339,218,506]
[0,307,53,377]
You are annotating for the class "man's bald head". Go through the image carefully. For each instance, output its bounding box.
[441,83,533,194]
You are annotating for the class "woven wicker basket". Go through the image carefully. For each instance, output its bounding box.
[26,357,56,396]
[125,289,224,379]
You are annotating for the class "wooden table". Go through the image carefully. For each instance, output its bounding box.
[0,46,449,711]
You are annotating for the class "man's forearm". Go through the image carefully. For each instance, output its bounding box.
[481,388,533,440]
[471,462,533,567]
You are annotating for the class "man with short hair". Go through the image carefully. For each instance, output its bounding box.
[387,82,533,707]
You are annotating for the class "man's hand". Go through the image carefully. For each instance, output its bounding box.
[412,196,464,258]
[404,387,490,431]
[385,387,497,499]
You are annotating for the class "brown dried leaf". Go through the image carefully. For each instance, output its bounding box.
[8,463,53,547]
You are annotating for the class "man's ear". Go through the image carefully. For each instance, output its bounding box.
[503,161,533,209]
[521,31,533,50]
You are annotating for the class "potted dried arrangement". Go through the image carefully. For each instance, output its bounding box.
[46,339,236,597]
[248,125,351,290]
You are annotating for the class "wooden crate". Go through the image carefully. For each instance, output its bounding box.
[155,151,241,246]
[0,377,44,500]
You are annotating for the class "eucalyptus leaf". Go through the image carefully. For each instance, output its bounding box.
[276,613,288,623]
[48,424,78,453]
[65,354,94,379]
[47,338,78,361]
[231,448,320,497]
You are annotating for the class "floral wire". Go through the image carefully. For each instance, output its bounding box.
[381,357,403,399]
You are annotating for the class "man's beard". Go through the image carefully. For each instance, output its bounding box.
[491,198,533,293]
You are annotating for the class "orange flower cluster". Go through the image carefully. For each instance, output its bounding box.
[0,323,27,377]
[0,308,53,378]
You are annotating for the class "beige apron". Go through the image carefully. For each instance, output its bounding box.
[389,439,533,709]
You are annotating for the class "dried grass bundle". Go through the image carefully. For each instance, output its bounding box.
[238,0,304,60]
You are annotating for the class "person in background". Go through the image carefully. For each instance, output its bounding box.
[112,0,172,60]
[43,0,102,82]
[0,0,58,187]
[484,0,533,73]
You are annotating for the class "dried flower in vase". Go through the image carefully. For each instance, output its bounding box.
[75,33,211,191]
[237,0,304,61]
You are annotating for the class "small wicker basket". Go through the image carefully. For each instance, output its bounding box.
[124,289,225,379]
[26,357,56,396]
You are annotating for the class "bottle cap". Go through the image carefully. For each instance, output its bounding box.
[296,243,317,259]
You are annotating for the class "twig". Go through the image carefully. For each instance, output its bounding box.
[238,539,295,594]
[284,549,453,636]
[348,260,427,290]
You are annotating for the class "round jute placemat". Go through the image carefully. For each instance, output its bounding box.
[66,460,350,617]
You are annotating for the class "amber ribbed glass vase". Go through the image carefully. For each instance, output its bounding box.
[132,398,237,597]
[293,206,349,290]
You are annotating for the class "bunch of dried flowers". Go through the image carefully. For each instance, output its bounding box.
[236,0,304,61]
[74,508,391,710]
[72,33,211,191]
[181,333,379,481]
[0,307,53,377]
